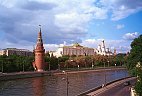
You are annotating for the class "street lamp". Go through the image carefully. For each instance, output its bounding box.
[107,61,109,67]
[78,64,80,70]
[62,70,69,96]
[92,59,94,69]
[58,64,60,70]
[103,61,105,68]
[115,63,116,67]
[48,61,50,71]
[58,59,60,70]
[102,69,107,88]
[103,59,106,87]
[23,60,25,72]
[92,64,94,69]
[0,60,3,73]
[70,59,74,69]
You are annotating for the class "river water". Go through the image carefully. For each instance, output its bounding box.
[0,69,128,96]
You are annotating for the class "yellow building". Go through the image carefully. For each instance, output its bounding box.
[51,43,95,57]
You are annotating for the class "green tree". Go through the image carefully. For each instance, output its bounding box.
[127,35,142,70]
[126,35,142,95]
[113,53,126,66]
[0,55,34,72]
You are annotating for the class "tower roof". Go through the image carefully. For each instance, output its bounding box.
[37,25,43,44]
[35,25,45,50]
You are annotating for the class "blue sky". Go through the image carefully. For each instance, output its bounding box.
[0,0,142,53]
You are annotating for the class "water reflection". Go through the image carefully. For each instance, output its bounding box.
[32,77,45,96]
[0,69,128,96]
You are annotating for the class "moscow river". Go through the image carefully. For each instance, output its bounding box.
[0,69,128,96]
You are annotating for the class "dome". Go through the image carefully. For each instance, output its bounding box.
[73,43,82,47]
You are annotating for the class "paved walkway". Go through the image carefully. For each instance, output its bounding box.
[86,77,137,96]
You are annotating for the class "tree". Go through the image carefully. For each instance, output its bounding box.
[0,55,34,72]
[113,53,126,66]
[126,35,142,95]
[127,35,142,70]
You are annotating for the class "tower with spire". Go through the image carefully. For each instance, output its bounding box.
[33,25,45,71]
[101,40,106,55]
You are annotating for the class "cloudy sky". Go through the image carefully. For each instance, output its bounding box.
[0,0,142,53]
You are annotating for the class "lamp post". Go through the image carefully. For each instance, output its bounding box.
[92,64,94,69]
[103,59,106,87]
[23,60,25,72]
[104,71,106,87]
[107,61,109,67]
[78,64,80,70]
[58,64,60,70]
[49,62,50,71]
[62,70,69,96]
[70,59,73,69]
[58,58,60,70]
[92,59,94,69]
[103,60,105,68]
[115,63,116,67]
[1,60,3,73]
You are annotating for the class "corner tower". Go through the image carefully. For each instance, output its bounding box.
[33,25,45,71]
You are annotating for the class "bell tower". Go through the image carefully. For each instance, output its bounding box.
[33,25,45,71]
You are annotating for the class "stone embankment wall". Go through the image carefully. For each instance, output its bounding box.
[0,71,51,81]
[0,67,126,81]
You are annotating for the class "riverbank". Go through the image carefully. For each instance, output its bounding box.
[0,67,127,81]
[77,76,137,96]
[54,67,126,75]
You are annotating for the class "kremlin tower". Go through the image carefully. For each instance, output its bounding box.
[33,25,45,71]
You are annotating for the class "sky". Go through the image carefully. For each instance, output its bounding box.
[0,0,142,53]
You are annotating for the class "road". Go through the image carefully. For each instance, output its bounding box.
[87,77,137,96]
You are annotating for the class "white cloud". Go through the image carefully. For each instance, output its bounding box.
[123,32,139,40]
[0,0,142,51]
[100,0,142,21]
[0,0,109,47]
[116,24,124,29]
[54,12,91,33]
[44,44,59,51]
[111,8,138,21]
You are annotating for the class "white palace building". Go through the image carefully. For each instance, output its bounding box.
[49,41,116,57]
[50,43,94,57]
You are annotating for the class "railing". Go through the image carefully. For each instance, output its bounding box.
[77,76,134,96]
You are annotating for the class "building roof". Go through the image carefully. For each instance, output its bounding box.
[2,48,31,52]
[73,43,83,47]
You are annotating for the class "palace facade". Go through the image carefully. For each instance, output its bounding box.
[50,43,95,57]
[50,40,116,57]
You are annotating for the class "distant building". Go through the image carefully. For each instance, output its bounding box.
[0,48,33,56]
[50,43,95,57]
[95,40,115,56]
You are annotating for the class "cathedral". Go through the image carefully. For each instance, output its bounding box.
[95,40,116,56]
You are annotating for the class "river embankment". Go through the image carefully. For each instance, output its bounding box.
[0,67,127,81]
